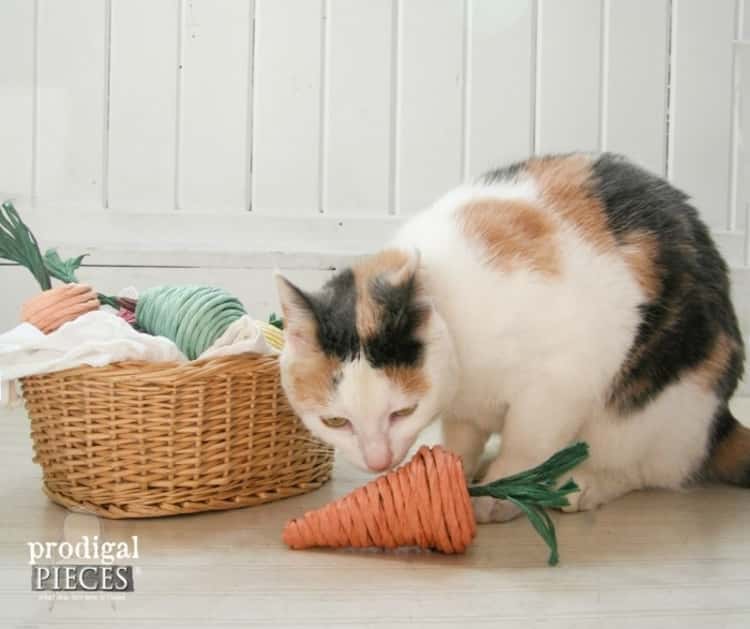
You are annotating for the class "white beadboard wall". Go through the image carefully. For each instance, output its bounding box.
[0,0,748,392]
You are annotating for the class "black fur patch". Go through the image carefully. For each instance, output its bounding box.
[301,269,360,361]
[480,161,525,184]
[709,406,737,452]
[299,268,425,369]
[591,154,745,413]
[363,275,427,368]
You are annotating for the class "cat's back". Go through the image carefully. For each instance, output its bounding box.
[394,152,725,302]
[393,153,654,300]
[391,152,742,400]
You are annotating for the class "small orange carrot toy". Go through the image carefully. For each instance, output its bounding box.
[283,442,589,565]
[21,284,100,334]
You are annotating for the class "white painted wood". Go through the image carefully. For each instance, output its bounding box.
[107,0,179,210]
[398,0,464,213]
[732,30,749,232]
[466,0,535,177]
[7,0,745,223]
[731,267,750,357]
[603,0,669,175]
[252,0,323,215]
[670,0,736,230]
[34,0,108,209]
[0,1,35,206]
[0,267,38,333]
[9,209,399,258]
[178,0,253,211]
[716,230,750,267]
[324,0,393,215]
[535,0,602,154]
[1,249,354,273]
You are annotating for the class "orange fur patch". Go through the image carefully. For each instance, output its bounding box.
[710,423,750,483]
[352,249,412,339]
[689,332,736,392]
[607,372,653,411]
[527,155,616,252]
[620,230,662,300]
[288,351,341,408]
[280,294,341,408]
[384,365,430,396]
[459,199,560,276]
[529,156,667,301]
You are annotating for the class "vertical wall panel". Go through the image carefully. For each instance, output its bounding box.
[467,0,534,177]
[536,0,602,154]
[0,1,34,207]
[670,0,736,229]
[253,0,322,215]
[740,41,750,237]
[733,0,749,232]
[35,0,107,209]
[398,0,464,213]
[603,0,669,175]
[325,0,393,215]
[178,0,252,211]
[108,0,179,210]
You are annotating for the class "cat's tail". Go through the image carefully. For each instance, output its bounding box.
[707,408,750,487]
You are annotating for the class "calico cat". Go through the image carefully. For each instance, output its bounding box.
[276,153,747,522]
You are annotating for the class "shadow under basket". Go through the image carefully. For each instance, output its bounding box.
[20,354,334,518]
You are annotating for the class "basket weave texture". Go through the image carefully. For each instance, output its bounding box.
[20,354,334,518]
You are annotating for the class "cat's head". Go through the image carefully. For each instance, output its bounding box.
[275,249,457,473]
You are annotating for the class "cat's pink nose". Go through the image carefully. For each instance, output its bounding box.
[365,450,393,473]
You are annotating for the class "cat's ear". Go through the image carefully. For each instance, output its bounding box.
[385,248,421,287]
[275,273,318,350]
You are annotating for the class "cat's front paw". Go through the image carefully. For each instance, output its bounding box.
[472,496,522,523]
[561,472,601,513]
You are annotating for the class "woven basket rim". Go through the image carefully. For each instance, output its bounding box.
[20,352,279,384]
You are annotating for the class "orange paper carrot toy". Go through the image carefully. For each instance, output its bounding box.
[283,442,589,565]
[21,284,100,334]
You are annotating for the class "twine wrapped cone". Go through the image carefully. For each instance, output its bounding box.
[283,442,590,564]
[283,445,477,554]
[21,284,100,334]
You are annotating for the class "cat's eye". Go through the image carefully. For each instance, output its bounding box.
[390,404,418,421]
[321,416,351,429]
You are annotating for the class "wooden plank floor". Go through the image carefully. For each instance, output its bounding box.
[2,399,750,628]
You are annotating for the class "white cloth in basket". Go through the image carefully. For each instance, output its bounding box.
[0,311,276,406]
[199,314,279,360]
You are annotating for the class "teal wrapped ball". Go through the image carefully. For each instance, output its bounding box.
[135,285,247,360]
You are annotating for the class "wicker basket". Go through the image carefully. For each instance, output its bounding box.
[20,354,334,518]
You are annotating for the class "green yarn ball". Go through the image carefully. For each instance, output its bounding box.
[135,285,247,360]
